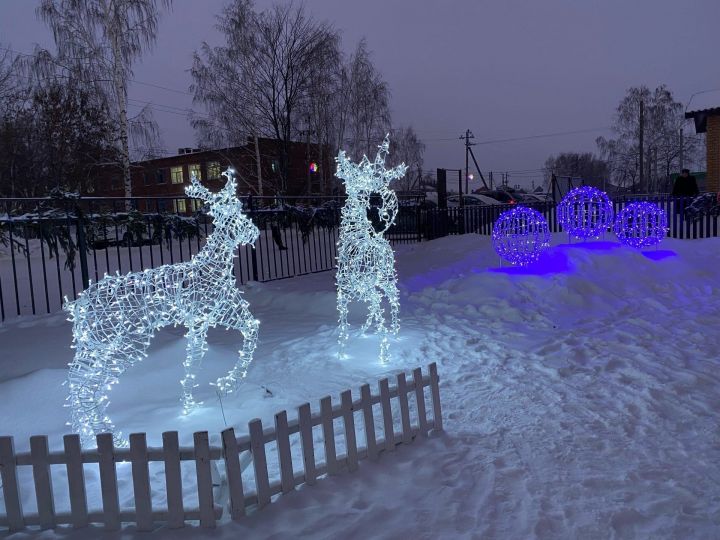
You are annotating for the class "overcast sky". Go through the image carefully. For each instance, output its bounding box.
[2,0,719,189]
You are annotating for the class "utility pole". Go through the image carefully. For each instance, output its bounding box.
[460,129,475,194]
[638,99,644,193]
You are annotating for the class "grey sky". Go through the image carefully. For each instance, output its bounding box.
[1,0,719,189]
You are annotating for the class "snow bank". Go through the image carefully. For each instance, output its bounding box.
[1,233,719,538]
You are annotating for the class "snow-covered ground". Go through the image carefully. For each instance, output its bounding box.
[1,233,719,539]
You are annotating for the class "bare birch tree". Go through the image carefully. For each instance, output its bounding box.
[191,0,338,194]
[597,85,699,193]
[35,0,172,198]
[389,126,425,192]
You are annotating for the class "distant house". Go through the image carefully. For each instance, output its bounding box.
[90,137,334,209]
[685,91,720,192]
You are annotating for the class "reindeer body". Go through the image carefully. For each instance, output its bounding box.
[66,171,259,446]
[335,137,406,361]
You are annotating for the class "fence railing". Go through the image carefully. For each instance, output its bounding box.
[0,363,442,532]
[0,195,423,321]
[425,195,720,241]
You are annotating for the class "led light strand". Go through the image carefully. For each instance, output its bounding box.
[614,201,667,248]
[558,186,614,240]
[492,206,551,266]
[335,136,407,362]
[65,170,260,447]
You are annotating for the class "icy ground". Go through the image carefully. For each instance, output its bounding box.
[1,234,720,539]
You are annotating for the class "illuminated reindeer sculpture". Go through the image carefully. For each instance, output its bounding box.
[65,170,260,446]
[336,136,407,361]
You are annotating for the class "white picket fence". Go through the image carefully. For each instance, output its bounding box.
[0,363,442,532]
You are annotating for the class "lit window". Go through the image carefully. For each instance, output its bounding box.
[171,166,184,184]
[271,159,280,173]
[188,163,201,180]
[174,199,187,213]
[207,161,222,180]
[192,199,203,211]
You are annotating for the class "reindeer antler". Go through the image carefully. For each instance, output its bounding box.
[185,173,212,201]
[221,168,238,199]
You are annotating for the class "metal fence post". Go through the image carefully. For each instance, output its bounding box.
[75,206,90,290]
[247,195,260,281]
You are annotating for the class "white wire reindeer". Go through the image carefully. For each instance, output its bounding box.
[65,169,260,446]
[336,136,407,361]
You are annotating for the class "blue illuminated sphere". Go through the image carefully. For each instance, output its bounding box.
[557,186,614,239]
[614,202,667,248]
[492,206,550,266]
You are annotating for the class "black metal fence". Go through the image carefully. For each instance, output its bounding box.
[0,195,423,321]
[425,195,720,240]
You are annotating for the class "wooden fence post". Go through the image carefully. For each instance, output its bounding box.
[248,419,271,508]
[396,373,413,444]
[429,362,443,432]
[298,403,317,485]
[63,434,88,528]
[29,435,55,530]
[194,431,216,528]
[0,436,24,531]
[96,433,121,531]
[340,390,358,472]
[413,367,429,435]
[129,433,153,531]
[221,428,246,520]
[162,431,185,528]
[320,396,338,475]
[360,384,378,460]
[274,411,295,493]
[378,378,395,452]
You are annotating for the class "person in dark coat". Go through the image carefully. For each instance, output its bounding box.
[672,169,699,197]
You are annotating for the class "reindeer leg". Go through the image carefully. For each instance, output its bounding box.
[337,289,350,355]
[382,281,401,335]
[182,322,209,414]
[216,300,259,395]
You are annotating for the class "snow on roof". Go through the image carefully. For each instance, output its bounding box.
[686,90,720,114]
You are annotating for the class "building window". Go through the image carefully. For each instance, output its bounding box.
[207,161,222,180]
[188,163,201,180]
[191,199,203,211]
[111,175,122,190]
[271,159,280,173]
[171,166,184,184]
[156,169,166,184]
[143,172,151,186]
[174,199,187,213]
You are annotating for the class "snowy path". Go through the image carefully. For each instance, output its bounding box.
[1,234,719,539]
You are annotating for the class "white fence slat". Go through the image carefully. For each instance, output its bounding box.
[96,433,121,531]
[413,367,429,434]
[274,411,295,494]
[360,384,378,460]
[221,428,246,520]
[320,396,338,475]
[249,419,271,508]
[340,390,358,472]
[63,434,88,528]
[378,378,395,452]
[0,436,24,531]
[193,431,216,528]
[162,431,184,528]
[429,362,443,431]
[129,433,153,531]
[30,435,55,529]
[396,373,413,444]
[298,403,317,485]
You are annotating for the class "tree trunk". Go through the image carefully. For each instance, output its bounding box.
[254,135,263,196]
[110,24,132,203]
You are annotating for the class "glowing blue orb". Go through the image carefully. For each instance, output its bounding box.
[614,202,667,249]
[557,186,614,239]
[492,206,551,266]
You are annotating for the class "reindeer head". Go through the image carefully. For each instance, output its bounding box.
[336,135,407,233]
[186,169,260,247]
